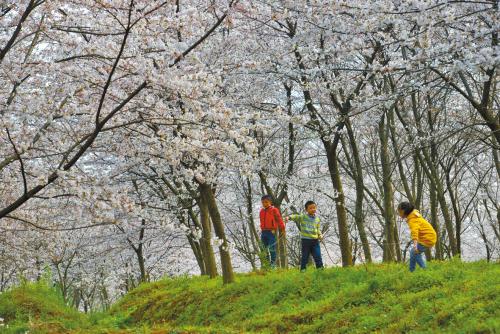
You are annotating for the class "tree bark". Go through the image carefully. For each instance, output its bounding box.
[429,179,443,260]
[198,193,218,278]
[199,183,234,284]
[244,178,265,268]
[323,140,352,267]
[345,118,372,263]
[379,112,398,262]
[138,218,148,282]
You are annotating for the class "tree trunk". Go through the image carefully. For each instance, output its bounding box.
[388,109,415,205]
[445,168,462,256]
[414,153,424,209]
[199,183,235,284]
[429,179,443,260]
[186,233,206,275]
[198,193,218,278]
[421,150,459,257]
[491,149,500,243]
[178,211,207,276]
[323,140,352,267]
[345,118,372,263]
[135,244,147,283]
[379,113,398,262]
[133,218,148,283]
[244,178,265,268]
[477,210,492,262]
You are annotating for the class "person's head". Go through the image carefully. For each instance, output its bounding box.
[305,200,317,216]
[397,201,415,218]
[261,195,273,208]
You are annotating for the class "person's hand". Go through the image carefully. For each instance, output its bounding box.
[412,241,419,254]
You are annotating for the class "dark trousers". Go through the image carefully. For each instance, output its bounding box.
[261,230,277,267]
[301,238,323,270]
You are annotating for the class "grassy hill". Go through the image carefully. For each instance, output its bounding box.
[1,260,499,333]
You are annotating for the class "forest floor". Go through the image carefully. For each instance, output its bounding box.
[1,260,499,333]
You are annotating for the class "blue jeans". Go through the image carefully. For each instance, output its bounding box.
[409,243,427,272]
[261,230,277,267]
[301,238,323,270]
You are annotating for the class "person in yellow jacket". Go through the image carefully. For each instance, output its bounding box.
[397,202,437,272]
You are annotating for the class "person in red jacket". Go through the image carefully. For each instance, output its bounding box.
[259,195,285,268]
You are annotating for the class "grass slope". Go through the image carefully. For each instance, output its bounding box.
[0,278,85,333]
[1,260,499,333]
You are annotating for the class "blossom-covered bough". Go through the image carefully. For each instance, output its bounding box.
[0,0,498,308]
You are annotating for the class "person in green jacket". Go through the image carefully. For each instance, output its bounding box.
[286,201,324,271]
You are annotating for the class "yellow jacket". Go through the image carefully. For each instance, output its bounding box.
[406,210,437,247]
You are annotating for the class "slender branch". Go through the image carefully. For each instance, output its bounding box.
[0,0,44,63]
[5,128,28,196]
[96,0,135,125]
[0,81,147,220]
[169,0,236,67]
[5,215,115,231]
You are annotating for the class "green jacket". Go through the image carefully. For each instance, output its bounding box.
[289,214,321,239]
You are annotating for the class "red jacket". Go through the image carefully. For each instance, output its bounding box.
[260,206,285,231]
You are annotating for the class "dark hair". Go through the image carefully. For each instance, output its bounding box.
[261,195,273,202]
[397,202,415,216]
[305,200,316,209]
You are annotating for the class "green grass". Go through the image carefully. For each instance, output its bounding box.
[1,260,499,333]
[0,278,86,334]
